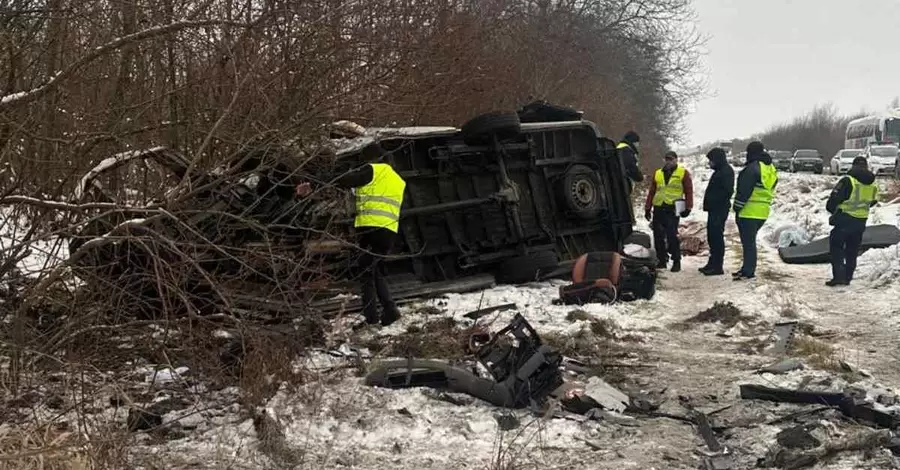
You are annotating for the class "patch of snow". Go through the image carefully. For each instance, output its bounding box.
[0,91,29,105]
[74,147,167,200]
[144,366,189,384]
[855,242,900,286]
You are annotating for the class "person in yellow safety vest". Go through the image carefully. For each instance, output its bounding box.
[825,156,878,286]
[731,141,778,281]
[616,131,645,191]
[296,146,406,326]
[644,151,694,272]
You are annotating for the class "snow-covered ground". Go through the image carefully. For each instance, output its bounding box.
[4,155,900,469]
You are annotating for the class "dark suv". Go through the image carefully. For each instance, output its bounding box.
[770,151,793,171]
[790,149,824,174]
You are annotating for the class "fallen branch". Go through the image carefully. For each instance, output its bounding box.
[0,195,158,212]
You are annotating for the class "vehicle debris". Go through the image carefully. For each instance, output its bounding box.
[740,383,900,429]
[770,321,799,356]
[365,313,631,420]
[757,358,805,375]
[463,303,517,320]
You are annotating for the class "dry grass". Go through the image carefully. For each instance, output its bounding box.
[682,301,746,328]
[365,317,469,361]
[790,336,841,372]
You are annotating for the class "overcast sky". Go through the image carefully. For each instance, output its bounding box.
[686,0,900,146]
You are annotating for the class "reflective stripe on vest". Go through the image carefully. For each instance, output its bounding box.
[838,176,877,219]
[739,163,777,220]
[652,166,685,206]
[355,163,406,233]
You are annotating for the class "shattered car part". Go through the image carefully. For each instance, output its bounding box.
[757,358,805,375]
[582,377,629,413]
[473,314,564,407]
[770,321,799,356]
[366,314,629,416]
[740,384,900,429]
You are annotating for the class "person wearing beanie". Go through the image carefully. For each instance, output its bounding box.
[617,131,645,218]
[699,147,734,276]
[644,151,693,272]
[825,156,878,286]
[732,141,778,281]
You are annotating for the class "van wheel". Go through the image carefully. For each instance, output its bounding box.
[496,251,560,284]
[560,165,603,219]
[460,112,521,145]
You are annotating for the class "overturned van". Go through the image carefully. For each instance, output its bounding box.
[314,104,636,285]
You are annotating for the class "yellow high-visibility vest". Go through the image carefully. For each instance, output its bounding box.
[652,166,685,206]
[355,163,406,233]
[838,176,877,219]
[739,163,777,220]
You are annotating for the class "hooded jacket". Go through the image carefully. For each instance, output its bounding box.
[734,150,777,214]
[617,140,644,185]
[703,148,735,213]
[826,165,877,229]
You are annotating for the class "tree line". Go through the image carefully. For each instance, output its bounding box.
[0,0,705,191]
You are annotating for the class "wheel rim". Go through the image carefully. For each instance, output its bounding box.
[571,176,596,209]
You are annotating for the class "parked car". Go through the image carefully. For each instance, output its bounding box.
[790,149,824,173]
[829,149,863,174]
[860,143,899,177]
[770,151,793,171]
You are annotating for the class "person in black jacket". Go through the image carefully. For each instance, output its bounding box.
[616,131,645,220]
[825,157,878,286]
[699,147,734,276]
[617,131,644,188]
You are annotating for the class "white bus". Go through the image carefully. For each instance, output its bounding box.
[844,111,900,149]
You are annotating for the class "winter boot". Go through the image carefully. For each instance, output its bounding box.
[380,306,401,327]
[670,260,681,273]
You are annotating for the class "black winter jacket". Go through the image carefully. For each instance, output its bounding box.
[617,141,644,185]
[703,151,735,213]
[827,166,877,229]
[734,151,777,214]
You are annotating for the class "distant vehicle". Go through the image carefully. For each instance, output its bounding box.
[770,150,793,171]
[860,143,899,177]
[729,151,746,167]
[790,149,824,174]
[845,111,900,149]
[829,149,863,174]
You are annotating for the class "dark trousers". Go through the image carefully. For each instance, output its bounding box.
[357,228,397,322]
[651,206,680,264]
[706,210,728,270]
[736,217,765,277]
[829,224,865,282]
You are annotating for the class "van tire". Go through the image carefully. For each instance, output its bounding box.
[497,251,560,284]
[461,112,521,145]
[560,165,604,219]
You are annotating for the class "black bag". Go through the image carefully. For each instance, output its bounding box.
[617,266,657,301]
[559,279,617,305]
